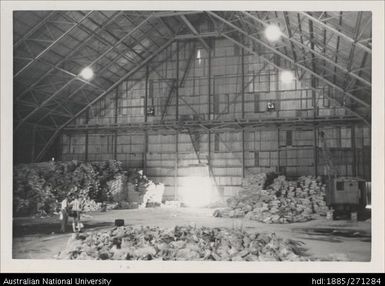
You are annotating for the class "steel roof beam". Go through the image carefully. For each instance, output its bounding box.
[207,11,370,110]
[34,38,174,162]
[15,12,123,100]
[175,32,221,40]
[180,15,210,51]
[152,11,204,18]
[282,12,298,63]
[35,49,135,124]
[15,14,153,132]
[72,13,139,65]
[299,12,371,55]
[241,11,371,87]
[14,11,56,49]
[344,12,364,90]
[333,12,343,85]
[14,11,94,79]
[221,33,369,125]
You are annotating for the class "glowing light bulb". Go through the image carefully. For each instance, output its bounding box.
[80,67,94,80]
[280,70,295,84]
[264,24,282,42]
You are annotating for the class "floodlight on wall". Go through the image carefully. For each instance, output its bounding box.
[79,67,94,80]
[197,49,202,64]
[264,24,282,42]
[280,70,295,84]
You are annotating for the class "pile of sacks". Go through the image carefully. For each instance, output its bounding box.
[213,174,329,224]
[107,175,127,202]
[127,172,165,208]
[81,200,102,212]
[139,182,165,208]
[13,160,126,216]
[56,225,310,261]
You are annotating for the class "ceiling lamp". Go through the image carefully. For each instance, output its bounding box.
[280,70,295,84]
[264,24,282,42]
[79,67,94,80]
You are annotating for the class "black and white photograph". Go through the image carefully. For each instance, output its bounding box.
[1,1,384,273]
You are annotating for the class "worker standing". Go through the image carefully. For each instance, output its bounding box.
[60,194,70,233]
[134,170,148,192]
[69,194,81,233]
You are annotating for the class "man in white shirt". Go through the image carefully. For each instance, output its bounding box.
[69,194,81,233]
[60,195,70,233]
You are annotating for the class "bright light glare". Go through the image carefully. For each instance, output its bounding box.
[197,49,202,64]
[264,24,282,42]
[280,70,295,84]
[80,67,94,80]
[178,176,217,207]
[196,49,201,59]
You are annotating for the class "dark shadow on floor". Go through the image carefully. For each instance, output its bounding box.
[13,221,114,237]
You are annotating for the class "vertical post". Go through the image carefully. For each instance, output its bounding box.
[85,108,89,162]
[175,132,179,200]
[241,45,245,178]
[242,130,246,178]
[311,76,318,177]
[351,125,356,176]
[144,65,149,123]
[208,39,211,121]
[314,126,318,176]
[207,39,212,177]
[275,57,280,118]
[368,126,371,180]
[174,41,180,200]
[114,88,118,160]
[144,65,149,173]
[241,43,245,119]
[277,128,280,173]
[31,125,37,162]
[362,128,365,179]
[176,40,179,121]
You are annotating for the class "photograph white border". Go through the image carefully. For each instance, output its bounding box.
[1,0,384,273]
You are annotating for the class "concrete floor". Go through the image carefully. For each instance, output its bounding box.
[13,207,371,261]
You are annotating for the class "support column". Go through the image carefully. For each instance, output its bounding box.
[31,125,37,162]
[143,65,149,173]
[311,76,318,177]
[241,45,245,178]
[351,125,357,176]
[176,41,179,121]
[175,132,179,200]
[277,128,280,172]
[174,41,180,200]
[114,88,118,160]
[207,39,212,178]
[208,39,212,121]
[314,126,318,176]
[85,108,89,162]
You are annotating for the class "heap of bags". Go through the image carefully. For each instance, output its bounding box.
[56,225,310,261]
[13,160,126,216]
[107,174,127,202]
[127,173,165,208]
[213,173,329,224]
[139,182,165,208]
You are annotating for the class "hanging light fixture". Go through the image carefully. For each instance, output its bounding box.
[79,67,94,80]
[280,69,295,84]
[264,24,282,42]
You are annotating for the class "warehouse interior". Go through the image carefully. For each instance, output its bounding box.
[12,10,372,261]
